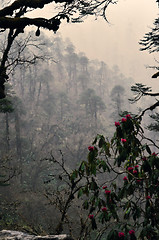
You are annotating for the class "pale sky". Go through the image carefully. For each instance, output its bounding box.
[60,0,158,85]
[27,0,158,87]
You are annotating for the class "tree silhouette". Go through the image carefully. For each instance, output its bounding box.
[111,85,125,120]
[140,17,159,78]
[80,88,105,125]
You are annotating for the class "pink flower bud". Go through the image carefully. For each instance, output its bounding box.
[126,114,132,119]
[146,195,151,200]
[101,207,107,212]
[127,167,134,171]
[121,118,127,122]
[121,138,127,143]
[152,152,157,156]
[118,232,125,238]
[123,176,128,181]
[105,190,111,195]
[102,185,107,189]
[134,165,139,168]
[129,230,135,235]
[88,214,94,219]
[115,121,120,127]
[88,146,94,151]
[136,179,142,183]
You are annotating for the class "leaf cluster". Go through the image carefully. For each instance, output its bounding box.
[69,115,159,239]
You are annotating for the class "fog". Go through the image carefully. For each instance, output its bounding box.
[29,0,158,86]
[0,1,159,239]
[65,0,158,84]
[60,0,158,84]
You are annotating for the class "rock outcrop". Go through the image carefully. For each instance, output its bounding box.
[0,230,73,240]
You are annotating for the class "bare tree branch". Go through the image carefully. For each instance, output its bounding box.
[138,100,159,119]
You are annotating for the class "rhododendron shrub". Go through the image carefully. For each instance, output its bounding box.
[70,114,159,239]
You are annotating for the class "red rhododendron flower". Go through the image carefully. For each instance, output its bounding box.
[121,118,127,122]
[123,176,128,181]
[129,230,135,235]
[134,165,139,168]
[121,138,127,143]
[127,167,134,171]
[88,146,94,151]
[152,152,157,156]
[118,232,125,238]
[146,195,151,199]
[115,121,120,127]
[126,114,132,119]
[101,207,107,212]
[102,185,107,189]
[136,179,142,183]
[88,214,94,219]
[133,170,137,174]
[105,190,111,195]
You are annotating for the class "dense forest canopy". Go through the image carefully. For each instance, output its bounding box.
[0,30,135,238]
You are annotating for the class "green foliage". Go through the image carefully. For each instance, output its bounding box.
[79,88,105,118]
[69,114,159,239]
[0,98,14,113]
[129,83,152,103]
[139,18,159,54]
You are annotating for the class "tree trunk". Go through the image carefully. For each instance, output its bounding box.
[5,112,10,153]
[14,110,23,183]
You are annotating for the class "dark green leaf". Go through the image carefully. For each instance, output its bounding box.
[90,180,98,190]
[142,160,152,175]
[70,170,78,181]
[90,162,97,175]
[91,218,97,230]
[78,188,83,198]
[83,200,89,209]
[107,229,118,240]
[146,145,152,155]
[124,207,131,219]
[98,135,105,148]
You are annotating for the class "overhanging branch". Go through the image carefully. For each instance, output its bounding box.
[0,16,61,32]
[139,100,159,119]
[0,0,55,17]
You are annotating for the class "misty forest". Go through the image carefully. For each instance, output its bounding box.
[0,1,159,240]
